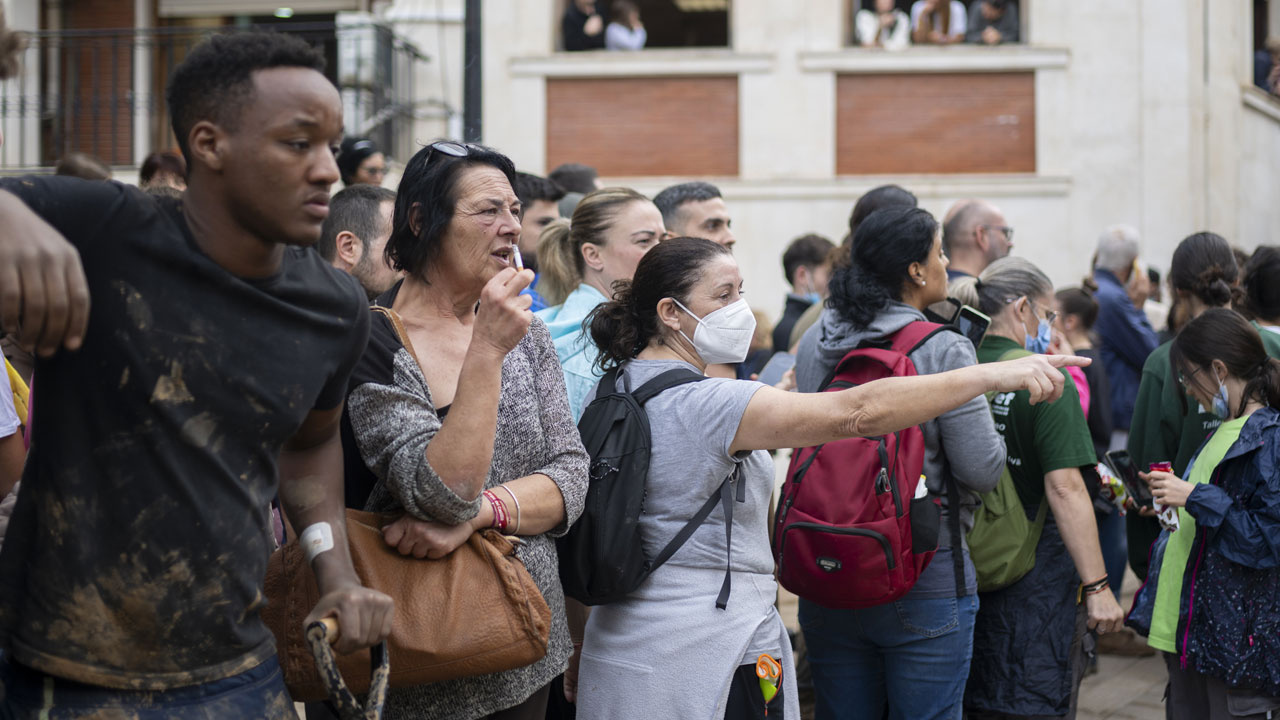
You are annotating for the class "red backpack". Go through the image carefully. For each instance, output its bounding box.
[772,321,962,609]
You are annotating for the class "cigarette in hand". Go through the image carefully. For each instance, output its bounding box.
[512,246,524,271]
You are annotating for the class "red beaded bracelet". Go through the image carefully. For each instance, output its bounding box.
[484,489,509,532]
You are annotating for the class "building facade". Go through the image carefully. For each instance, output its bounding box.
[2,0,1278,317]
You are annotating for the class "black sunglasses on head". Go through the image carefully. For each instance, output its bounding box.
[425,141,479,163]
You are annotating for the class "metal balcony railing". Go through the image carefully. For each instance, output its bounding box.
[0,21,430,169]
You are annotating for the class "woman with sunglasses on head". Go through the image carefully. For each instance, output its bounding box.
[950,258,1125,719]
[1126,234,1280,584]
[536,187,665,421]
[573,238,1089,719]
[340,141,589,720]
[1127,309,1280,718]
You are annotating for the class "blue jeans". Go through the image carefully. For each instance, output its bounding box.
[799,593,979,720]
[0,655,296,719]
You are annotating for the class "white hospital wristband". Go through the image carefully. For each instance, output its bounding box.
[300,522,335,563]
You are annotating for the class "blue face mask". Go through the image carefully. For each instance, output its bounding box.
[801,279,822,306]
[1024,318,1052,354]
[1202,378,1231,419]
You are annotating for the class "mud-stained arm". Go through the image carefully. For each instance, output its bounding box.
[279,403,393,655]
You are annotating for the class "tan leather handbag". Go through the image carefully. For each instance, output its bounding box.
[262,511,552,701]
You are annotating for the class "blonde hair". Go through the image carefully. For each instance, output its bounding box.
[536,187,651,306]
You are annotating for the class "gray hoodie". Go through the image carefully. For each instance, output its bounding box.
[794,301,1005,597]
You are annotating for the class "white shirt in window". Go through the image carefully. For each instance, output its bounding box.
[855,9,911,50]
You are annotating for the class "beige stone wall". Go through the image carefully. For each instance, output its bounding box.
[383,0,1278,324]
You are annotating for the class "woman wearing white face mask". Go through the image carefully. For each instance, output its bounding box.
[574,238,1092,719]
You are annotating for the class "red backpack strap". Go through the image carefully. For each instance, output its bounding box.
[889,321,955,356]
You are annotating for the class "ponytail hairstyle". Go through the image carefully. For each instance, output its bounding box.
[1055,278,1100,329]
[1169,232,1239,309]
[587,237,730,371]
[1170,308,1280,416]
[948,256,1053,321]
[536,187,651,307]
[826,206,938,329]
[1244,245,1280,323]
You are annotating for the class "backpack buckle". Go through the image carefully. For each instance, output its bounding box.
[875,468,890,494]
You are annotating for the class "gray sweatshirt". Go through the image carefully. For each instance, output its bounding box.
[794,301,1005,596]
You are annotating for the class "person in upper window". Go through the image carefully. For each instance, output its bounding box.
[605,0,646,51]
[911,0,966,45]
[855,0,911,50]
[966,0,1019,45]
[562,0,606,52]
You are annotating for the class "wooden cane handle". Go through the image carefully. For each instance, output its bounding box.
[319,616,340,645]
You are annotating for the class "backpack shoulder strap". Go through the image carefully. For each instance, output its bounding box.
[631,368,707,406]
[891,321,957,356]
[646,464,742,610]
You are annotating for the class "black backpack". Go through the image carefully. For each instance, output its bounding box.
[558,365,741,608]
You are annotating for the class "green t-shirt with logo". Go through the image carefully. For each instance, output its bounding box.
[977,335,1098,512]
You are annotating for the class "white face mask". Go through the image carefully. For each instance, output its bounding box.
[672,297,756,365]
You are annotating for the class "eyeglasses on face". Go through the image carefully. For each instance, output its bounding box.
[982,225,1015,243]
[1028,299,1057,325]
[1178,366,1205,389]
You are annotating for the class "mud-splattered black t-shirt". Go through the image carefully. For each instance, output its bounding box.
[0,177,370,690]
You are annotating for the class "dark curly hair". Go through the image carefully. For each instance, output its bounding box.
[587,237,730,371]
[1169,232,1238,309]
[165,31,327,167]
[386,141,517,280]
[827,206,938,329]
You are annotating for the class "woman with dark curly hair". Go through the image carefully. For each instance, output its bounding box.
[792,206,1006,719]
[1127,233,1280,581]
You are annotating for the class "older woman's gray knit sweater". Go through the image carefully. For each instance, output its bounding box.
[346,312,589,719]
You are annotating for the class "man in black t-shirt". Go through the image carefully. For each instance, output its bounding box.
[0,32,391,714]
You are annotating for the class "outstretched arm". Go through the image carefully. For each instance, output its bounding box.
[279,404,393,655]
[731,353,1089,454]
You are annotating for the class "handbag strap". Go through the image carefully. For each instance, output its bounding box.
[371,305,423,368]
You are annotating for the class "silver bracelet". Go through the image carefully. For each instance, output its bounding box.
[501,485,522,535]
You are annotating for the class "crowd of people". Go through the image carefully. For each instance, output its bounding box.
[564,0,1020,53]
[0,22,1278,720]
